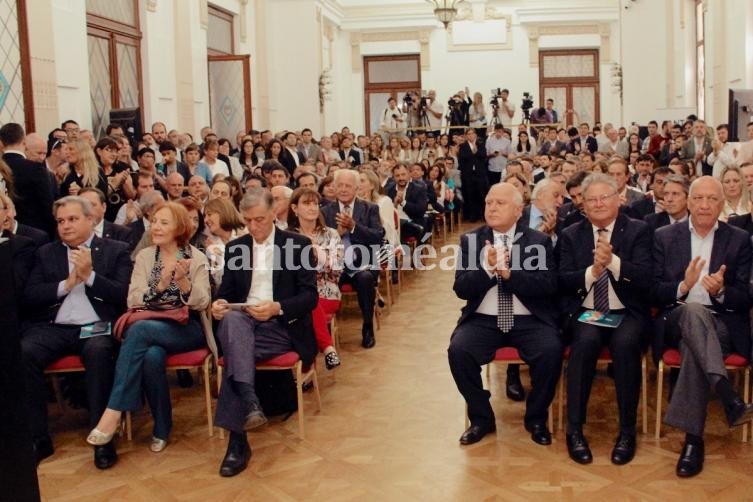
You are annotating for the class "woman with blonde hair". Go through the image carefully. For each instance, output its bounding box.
[60,140,107,196]
[203,198,246,288]
[358,169,398,247]
[504,172,532,205]
[468,91,487,137]
[720,165,751,221]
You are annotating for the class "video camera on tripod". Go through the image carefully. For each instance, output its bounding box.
[403,90,429,111]
[489,88,503,109]
[521,92,534,120]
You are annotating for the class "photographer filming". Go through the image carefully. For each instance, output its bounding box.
[379,97,405,138]
[446,87,471,133]
[425,89,444,138]
[497,88,515,127]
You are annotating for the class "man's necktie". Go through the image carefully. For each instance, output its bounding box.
[497,234,514,333]
[593,228,610,313]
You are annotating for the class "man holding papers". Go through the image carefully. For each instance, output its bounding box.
[558,171,652,467]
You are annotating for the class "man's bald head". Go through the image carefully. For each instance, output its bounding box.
[25,133,47,162]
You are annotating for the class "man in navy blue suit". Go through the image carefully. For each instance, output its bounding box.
[448,182,562,447]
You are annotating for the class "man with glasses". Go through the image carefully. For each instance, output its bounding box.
[61,120,80,141]
[558,173,652,467]
[652,176,753,478]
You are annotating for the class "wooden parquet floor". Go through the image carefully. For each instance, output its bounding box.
[37,223,753,501]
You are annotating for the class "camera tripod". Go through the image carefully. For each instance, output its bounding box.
[489,107,503,130]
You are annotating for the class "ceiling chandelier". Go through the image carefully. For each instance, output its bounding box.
[427,0,466,29]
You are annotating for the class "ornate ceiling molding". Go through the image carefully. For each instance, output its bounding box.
[146,0,157,13]
[526,23,611,66]
[350,30,431,72]
[446,12,513,52]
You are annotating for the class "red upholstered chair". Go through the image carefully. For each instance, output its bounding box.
[466,347,554,432]
[557,346,648,434]
[44,355,86,414]
[165,348,214,437]
[216,352,321,440]
[655,348,750,441]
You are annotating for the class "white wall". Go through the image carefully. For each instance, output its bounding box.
[51,0,90,128]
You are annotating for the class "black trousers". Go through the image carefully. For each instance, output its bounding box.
[339,269,379,327]
[460,174,490,222]
[448,314,562,428]
[21,323,117,439]
[566,310,645,434]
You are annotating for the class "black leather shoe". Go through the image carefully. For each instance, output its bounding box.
[505,370,525,402]
[362,326,375,349]
[724,398,753,427]
[676,441,704,478]
[610,433,636,465]
[566,431,593,464]
[525,423,552,446]
[93,441,117,470]
[33,435,54,465]
[459,423,496,445]
[219,435,251,477]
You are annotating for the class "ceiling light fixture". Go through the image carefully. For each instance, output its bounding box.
[427,0,466,29]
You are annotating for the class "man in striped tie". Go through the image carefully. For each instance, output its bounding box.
[558,173,653,467]
[448,182,562,447]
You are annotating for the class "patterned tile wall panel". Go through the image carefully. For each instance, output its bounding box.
[117,42,138,108]
[208,59,246,141]
[0,0,25,125]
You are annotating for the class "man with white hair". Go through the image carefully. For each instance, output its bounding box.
[271,185,293,230]
[164,172,185,201]
[24,133,47,163]
[321,169,385,348]
[652,176,753,478]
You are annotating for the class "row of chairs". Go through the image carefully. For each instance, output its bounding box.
[479,346,751,441]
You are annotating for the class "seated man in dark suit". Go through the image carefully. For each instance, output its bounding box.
[386,163,428,242]
[21,196,132,468]
[321,169,385,348]
[652,176,753,478]
[557,170,589,231]
[0,122,55,236]
[1,195,50,249]
[448,182,562,447]
[558,173,652,466]
[211,189,317,477]
[0,195,35,295]
[78,188,132,245]
[643,174,689,233]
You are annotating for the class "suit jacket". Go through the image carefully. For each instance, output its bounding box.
[1,231,34,298]
[558,213,652,326]
[216,230,318,366]
[16,223,50,249]
[103,220,132,245]
[626,194,655,219]
[623,187,645,207]
[728,213,753,236]
[642,211,671,234]
[338,148,362,167]
[457,140,487,179]
[386,181,427,224]
[23,236,132,323]
[454,223,558,329]
[298,143,321,163]
[321,198,385,269]
[127,219,146,250]
[279,148,305,175]
[567,136,598,154]
[680,137,713,176]
[3,153,55,235]
[539,140,567,156]
[651,220,752,360]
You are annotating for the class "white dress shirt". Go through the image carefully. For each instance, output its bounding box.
[55,234,100,325]
[246,226,276,305]
[476,227,532,316]
[681,220,716,305]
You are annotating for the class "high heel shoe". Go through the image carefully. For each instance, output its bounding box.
[86,427,116,446]
[150,437,168,453]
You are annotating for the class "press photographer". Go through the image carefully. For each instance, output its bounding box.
[489,88,515,127]
[446,86,471,131]
[425,89,444,138]
[379,97,405,137]
[521,92,535,123]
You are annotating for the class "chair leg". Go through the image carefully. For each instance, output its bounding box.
[558,363,566,431]
[655,361,664,440]
[217,365,225,440]
[295,363,305,440]
[204,358,214,437]
[51,376,67,414]
[743,367,750,442]
[125,412,132,441]
[641,355,648,435]
[312,369,322,411]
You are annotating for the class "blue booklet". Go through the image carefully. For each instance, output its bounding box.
[577,309,624,328]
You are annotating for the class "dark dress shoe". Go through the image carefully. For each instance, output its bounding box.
[566,431,593,464]
[525,423,552,446]
[361,326,375,349]
[219,435,252,477]
[459,423,496,445]
[610,433,636,465]
[505,372,525,402]
[676,441,704,478]
[93,441,118,470]
[33,435,54,465]
[724,398,753,427]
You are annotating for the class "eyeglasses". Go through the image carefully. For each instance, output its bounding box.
[583,192,618,206]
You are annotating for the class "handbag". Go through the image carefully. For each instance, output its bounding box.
[113,305,190,341]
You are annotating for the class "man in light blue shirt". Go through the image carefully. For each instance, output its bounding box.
[485,123,511,185]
